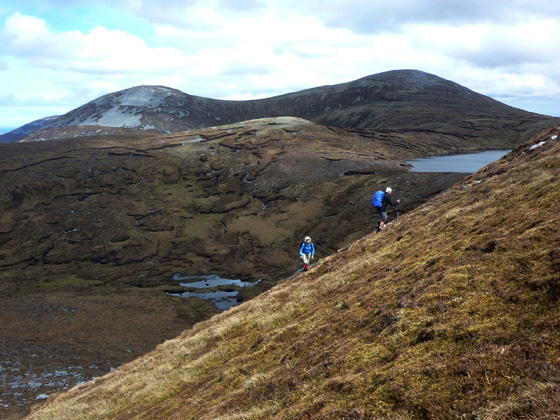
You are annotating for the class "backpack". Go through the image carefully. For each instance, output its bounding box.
[372,190,384,208]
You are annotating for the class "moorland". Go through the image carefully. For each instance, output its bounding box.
[1,70,559,419]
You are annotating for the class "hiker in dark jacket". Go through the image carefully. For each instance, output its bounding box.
[374,187,400,233]
[299,236,315,271]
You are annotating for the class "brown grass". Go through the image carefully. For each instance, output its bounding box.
[0,118,473,419]
[26,125,560,419]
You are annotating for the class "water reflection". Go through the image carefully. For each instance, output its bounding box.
[406,150,510,173]
[168,274,261,310]
[171,274,260,289]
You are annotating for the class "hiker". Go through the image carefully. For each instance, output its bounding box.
[299,236,315,271]
[373,187,400,233]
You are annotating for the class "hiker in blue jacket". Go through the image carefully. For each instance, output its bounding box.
[299,236,315,271]
[373,187,400,233]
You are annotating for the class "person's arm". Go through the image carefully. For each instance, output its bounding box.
[311,243,315,256]
[300,243,304,256]
[388,195,399,206]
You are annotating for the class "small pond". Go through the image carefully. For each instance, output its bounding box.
[167,274,262,310]
[406,150,511,173]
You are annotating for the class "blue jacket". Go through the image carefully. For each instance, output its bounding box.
[300,242,315,256]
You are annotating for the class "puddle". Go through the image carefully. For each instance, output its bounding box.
[167,274,261,310]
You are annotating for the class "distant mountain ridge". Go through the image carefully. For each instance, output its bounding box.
[0,115,59,143]
[20,69,560,148]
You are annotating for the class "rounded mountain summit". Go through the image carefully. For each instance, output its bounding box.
[20,69,559,148]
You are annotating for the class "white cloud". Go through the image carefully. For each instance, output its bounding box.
[448,20,560,69]
[1,0,560,127]
[2,12,53,52]
[0,11,200,124]
[151,10,371,97]
[285,0,560,33]
[74,26,194,73]
[1,13,194,73]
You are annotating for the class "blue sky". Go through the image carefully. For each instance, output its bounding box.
[1,0,560,129]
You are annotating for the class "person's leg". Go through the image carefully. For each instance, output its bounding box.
[302,253,310,270]
[378,211,387,232]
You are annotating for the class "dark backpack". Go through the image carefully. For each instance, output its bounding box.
[372,191,384,208]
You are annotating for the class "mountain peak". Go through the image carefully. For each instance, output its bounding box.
[18,69,559,147]
[42,85,194,131]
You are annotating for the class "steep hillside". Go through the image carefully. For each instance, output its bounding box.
[25,125,560,419]
[0,117,467,286]
[0,117,469,419]
[263,70,558,148]
[20,70,559,148]
[0,116,59,143]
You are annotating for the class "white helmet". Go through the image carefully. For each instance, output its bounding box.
[385,187,392,193]
[304,236,311,241]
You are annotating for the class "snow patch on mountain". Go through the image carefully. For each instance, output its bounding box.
[45,86,186,129]
[89,86,176,111]
[91,107,143,128]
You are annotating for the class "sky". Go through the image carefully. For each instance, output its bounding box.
[1,0,560,130]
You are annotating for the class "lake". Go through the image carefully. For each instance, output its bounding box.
[167,274,262,310]
[406,150,511,173]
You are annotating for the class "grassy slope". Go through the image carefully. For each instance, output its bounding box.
[27,125,560,419]
[0,118,473,419]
